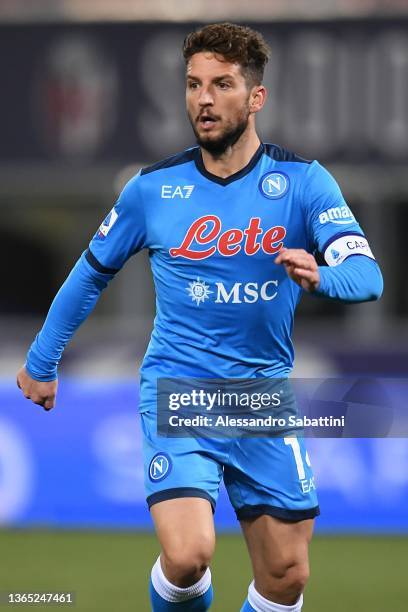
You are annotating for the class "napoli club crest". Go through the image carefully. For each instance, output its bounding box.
[149,453,172,482]
[259,172,290,199]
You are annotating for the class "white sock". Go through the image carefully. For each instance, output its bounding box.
[248,581,303,612]
[151,556,212,603]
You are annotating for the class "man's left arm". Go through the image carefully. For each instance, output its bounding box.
[275,247,383,302]
[276,162,383,303]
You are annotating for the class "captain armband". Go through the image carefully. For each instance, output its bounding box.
[323,234,376,267]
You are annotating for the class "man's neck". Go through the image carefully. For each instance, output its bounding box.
[200,130,261,179]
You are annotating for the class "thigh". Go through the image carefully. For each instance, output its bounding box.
[151,497,216,555]
[240,514,314,580]
[151,497,216,586]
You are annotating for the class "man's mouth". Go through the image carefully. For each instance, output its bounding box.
[198,114,219,129]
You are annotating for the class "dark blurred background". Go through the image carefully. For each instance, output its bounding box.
[0,3,407,610]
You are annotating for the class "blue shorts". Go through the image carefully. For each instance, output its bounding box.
[141,411,319,521]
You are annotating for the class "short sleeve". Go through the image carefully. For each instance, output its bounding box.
[302,161,376,266]
[87,172,147,273]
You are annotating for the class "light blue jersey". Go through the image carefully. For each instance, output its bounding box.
[87,143,378,413]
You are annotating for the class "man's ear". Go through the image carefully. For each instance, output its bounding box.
[250,85,267,113]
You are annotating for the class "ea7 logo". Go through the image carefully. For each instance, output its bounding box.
[161,185,195,199]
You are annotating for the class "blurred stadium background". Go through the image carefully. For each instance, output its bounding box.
[1,1,408,610]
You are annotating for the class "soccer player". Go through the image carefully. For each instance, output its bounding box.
[17,23,383,612]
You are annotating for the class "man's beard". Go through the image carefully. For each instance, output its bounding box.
[190,110,250,157]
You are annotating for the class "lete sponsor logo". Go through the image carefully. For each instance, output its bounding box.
[170,215,286,260]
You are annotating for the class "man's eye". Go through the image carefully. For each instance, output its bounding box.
[218,82,230,89]
[188,82,199,90]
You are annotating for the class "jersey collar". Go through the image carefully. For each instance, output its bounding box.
[193,143,264,186]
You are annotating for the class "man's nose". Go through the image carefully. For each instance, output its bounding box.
[198,87,214,106]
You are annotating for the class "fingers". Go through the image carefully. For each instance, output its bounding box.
[291,268,320,292]
[288,257,315,273]
[43,398,55,411]
[275,248,313,262]
[31,394,55,411]
[275,248,309,263]
[276,248,317,270]
[16,366,28,390]
[275,248,320,291]
[20,387,56,411]
[16,369,58,411]
[292,267,317,280]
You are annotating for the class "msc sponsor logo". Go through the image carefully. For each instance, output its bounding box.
[259,172,290,199]
[186,278,213,306]
[215,280,278,304]
[186,278,279,305]
[148,453,172,482]
[170,215,286,260]
[161,185,195,199]
[319,205,355,225]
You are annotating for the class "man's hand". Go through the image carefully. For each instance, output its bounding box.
[275,248,320,292]
[16,366,58,411]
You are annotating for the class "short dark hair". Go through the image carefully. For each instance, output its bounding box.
[183,22,270,86]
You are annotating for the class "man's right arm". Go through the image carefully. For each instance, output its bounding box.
[17,172,147,410]
[17,252,115,409]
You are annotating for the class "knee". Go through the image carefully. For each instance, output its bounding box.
[284,563,310,595]
[260,562,310,603]
[162,540,214,586]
